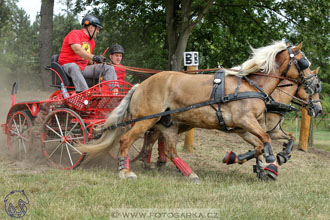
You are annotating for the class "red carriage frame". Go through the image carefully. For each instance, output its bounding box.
[2,62,146,170]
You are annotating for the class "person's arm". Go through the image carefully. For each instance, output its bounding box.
[70,44,94,61]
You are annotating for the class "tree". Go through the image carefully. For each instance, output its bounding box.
[39,0,54,89]
[165,0,213,70]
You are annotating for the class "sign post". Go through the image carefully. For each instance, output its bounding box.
[183,52,198,152]
[298,107,311,152]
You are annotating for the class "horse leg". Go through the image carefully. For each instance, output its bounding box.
[157,124,200,184]
[268,129,295,166]
[223,116,278,180]
[141,129,162,170]
[119,119,159,179]
[237,115,276,164]
[156,136,168,169]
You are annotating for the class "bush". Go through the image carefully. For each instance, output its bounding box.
[321,82,330,95]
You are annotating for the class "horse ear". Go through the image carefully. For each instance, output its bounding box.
[296,42,303,50]
[286,42,291,47]
[313,67,320,74]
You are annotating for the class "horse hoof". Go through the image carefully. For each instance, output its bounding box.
[222,151,237,165]
[142,162,153,170]
[264,163,278,181]
[119,170,137,180]
[276,153,286,166]
[156,160,167,170]
[188,173,200,184]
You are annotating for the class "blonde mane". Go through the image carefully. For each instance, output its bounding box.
[225,41,287,76]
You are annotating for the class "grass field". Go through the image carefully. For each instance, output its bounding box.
[283,117,330,152]
[1,88,330,219]
[1,129,330,220]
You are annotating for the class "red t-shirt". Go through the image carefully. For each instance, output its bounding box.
[114,64,126,81]
[58,29,95,70]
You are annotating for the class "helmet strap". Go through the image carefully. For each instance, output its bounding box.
[86,25,97,40]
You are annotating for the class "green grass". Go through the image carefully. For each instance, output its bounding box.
[1,161,330,220]
[1,128,330,220]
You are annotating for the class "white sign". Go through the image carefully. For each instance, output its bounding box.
[184,52,199,66]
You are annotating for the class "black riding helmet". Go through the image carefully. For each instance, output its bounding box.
[82,14,102,28]
[110,44,125,54]
[81,15,102,40]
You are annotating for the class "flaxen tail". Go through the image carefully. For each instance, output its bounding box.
[77,84,139,155]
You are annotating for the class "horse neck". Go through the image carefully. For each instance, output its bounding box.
[271,83,298,104]
[248,74,280,95]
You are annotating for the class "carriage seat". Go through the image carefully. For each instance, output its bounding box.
[51,54,74,87]
[50,54,96,88]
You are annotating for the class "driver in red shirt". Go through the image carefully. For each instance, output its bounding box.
[58,15,117,92]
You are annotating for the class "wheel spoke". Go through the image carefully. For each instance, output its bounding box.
[12,119,20,134]
[46,124,62,138]
[65,143,74,166]
[47,142,63,159]
[69,136,85,141]
[66,141,82,154]
[42,138,62,143]
[64,112,69,136]
[10,136,19,143]
[9,129,20,136]
[22,138,27,153]
[18,114,22,132]
[131,143,141,153]
[67,122,80,136]
[55,113,64,136]
[60,143,64,165]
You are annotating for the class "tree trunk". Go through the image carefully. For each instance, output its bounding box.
[39,0,54,90]
[165,0,213,71]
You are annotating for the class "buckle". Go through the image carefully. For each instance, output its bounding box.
[222,95,229,102]
[214,78,222,84]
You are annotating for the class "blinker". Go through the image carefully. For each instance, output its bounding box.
[297,57,310,70]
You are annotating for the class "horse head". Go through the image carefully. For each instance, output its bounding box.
[280,42,321,96]
[296,67,322,117]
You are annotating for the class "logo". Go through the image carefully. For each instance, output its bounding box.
[4,190,29,218]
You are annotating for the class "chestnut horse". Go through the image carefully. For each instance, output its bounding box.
[78,41,320,182]
[139,68,322,181]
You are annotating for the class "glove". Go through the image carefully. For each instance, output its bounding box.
[92,55,105,63]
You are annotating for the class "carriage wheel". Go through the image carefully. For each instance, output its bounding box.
[108,133,146,163]
[41,108,87,170]
[7,111,33,156]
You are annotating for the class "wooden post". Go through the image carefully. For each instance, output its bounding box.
[183,52,198,153]
[298,107,311,152]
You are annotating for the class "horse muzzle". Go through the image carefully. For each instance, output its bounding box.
[308,103,322,118]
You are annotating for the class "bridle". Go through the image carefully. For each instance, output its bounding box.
[283,46,321,95]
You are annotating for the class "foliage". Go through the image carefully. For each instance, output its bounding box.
[1,0,329,88]
[0,0,41,89]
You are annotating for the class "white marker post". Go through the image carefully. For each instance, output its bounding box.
[183,52,199,152]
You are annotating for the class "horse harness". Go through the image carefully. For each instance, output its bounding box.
[102,46,320,132]
[209,70,269,130]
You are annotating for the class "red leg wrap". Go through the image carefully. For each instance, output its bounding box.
[264,163,278,176]
[158,141,168,162]
[118,156,130,170]
[145,149,152,164]
[173,157,192,176]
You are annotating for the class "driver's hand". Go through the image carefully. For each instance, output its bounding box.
[92,55,105,63]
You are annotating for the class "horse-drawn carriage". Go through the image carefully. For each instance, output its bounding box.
[2,42,323,182]
[1,56,145,170]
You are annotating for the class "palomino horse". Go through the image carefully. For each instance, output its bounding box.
[139,68,322,180]
[78,41,321,182]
